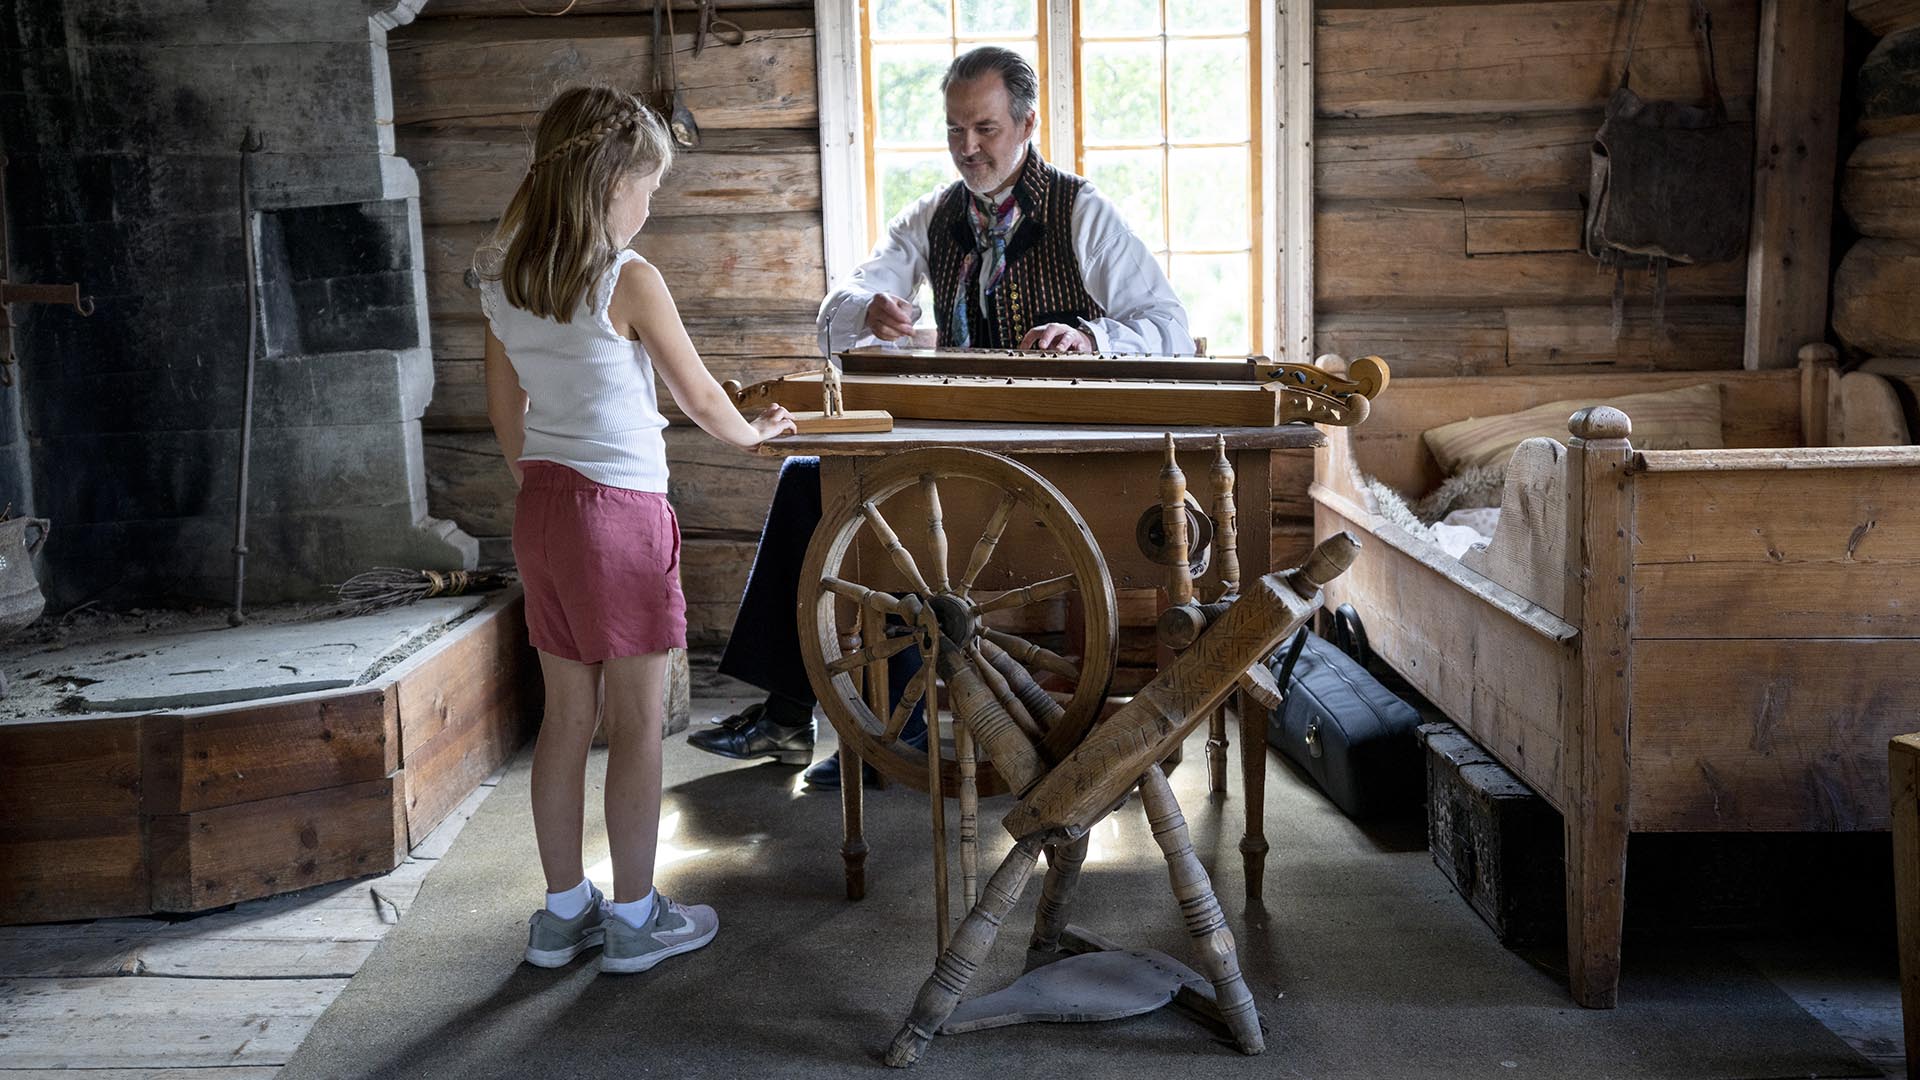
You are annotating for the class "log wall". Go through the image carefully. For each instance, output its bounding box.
[1836,4,1920,370]
[1312,0,1759,377]
[391,2,820,644]
[1266,0,1763,563]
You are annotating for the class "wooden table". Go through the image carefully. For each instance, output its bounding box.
[765,421,1325,902]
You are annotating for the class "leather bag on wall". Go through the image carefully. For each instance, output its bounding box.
[1584,0,1752,332]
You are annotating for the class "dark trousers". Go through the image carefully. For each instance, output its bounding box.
[717,458,923,726]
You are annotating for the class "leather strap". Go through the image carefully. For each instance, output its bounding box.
[1616,0,1725,113]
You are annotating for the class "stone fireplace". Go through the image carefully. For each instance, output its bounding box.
[0,0,471,609]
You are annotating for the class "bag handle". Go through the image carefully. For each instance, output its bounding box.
[1616,0,1725,113]
[1273,625,1310,701]
[1332,603,1370,667]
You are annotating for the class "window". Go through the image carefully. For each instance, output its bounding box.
[842,0,1265,355]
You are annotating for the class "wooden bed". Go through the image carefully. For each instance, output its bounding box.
[1310,348,1920,1008]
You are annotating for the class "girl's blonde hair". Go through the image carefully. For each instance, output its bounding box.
[480,86,674,322]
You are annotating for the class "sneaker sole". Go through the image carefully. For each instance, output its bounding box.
[524,926,606,968]
[599,924,719,974]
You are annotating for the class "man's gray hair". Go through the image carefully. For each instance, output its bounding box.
[942,46,1038,122]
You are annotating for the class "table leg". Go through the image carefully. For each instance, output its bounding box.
[1237,687,1270,902]
[840,742,867,902]
[1207,707,1230,795]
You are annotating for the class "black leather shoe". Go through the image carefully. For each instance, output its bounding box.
[802,752,881,790]
[687,702,813,765]
[804,719,928,789]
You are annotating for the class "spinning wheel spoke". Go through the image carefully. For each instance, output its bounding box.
[862,500,933,596]
[977,637,1067,730]
[921,475,951,594]
[957,492,1019,600]
[973,573,1077,616]
[967,644,1045,741]
[882,667,929,742]
[980,627,1079,682]
[827,631,920,675]
[822,575,913,617]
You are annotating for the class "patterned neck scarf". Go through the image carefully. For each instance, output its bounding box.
[949,189,1023,348]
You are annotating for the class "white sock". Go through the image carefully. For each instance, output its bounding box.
[545,878,594,920]
[609,889,657,929]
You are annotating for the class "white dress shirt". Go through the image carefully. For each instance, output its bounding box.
[817,160,1194,357]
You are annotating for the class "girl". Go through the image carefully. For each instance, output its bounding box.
[477,86,794,974]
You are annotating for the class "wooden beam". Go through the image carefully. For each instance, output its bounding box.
[1744,0,1846,370]
[1278,0,1312,361]
[1893,732,1920,1074]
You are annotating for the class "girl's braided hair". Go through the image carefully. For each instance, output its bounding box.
[476,86,674,322]
[529,106,653,171]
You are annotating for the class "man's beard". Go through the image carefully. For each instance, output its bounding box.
[958,144,1026,195]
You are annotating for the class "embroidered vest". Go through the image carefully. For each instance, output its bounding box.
[928,149,1104,349]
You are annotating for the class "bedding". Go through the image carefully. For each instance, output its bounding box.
[1422,382,1723,474]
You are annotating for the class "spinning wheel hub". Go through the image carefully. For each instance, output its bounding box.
[927,593,976,648]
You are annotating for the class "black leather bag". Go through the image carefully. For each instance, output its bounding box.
[1265,607,1423,820]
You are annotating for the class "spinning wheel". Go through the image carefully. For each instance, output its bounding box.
[797,447,1119,795]
[798,447,1120,912]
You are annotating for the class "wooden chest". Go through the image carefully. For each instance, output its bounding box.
[1420,722,1565,946]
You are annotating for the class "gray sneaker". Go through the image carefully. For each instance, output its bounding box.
[523,886,607,968]
[600,894,719,974]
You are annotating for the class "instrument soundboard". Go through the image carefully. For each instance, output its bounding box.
[724,348,1389,429]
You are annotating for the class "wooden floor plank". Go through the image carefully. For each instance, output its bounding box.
[0,1060,280,1068]
[0,976,344,1068]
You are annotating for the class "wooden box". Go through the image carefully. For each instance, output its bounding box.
[1420,721,1564,946]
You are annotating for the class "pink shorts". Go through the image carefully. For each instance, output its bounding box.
[513,461,688,664]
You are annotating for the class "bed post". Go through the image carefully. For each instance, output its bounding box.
[1562,406,1634,1009]
[1798,342,1840,448]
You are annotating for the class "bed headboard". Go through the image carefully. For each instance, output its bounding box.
[1335,368,1805,497]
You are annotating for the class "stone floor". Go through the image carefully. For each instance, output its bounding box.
[0,680,1908,1077]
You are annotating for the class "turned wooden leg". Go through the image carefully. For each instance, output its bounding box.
[1236,688,1270,902]
[1030,832,1090,953]
[885,835,1045,1068]
[840,743,868,902]
[1564,808,1628,1008]
[1138,764,1264,1054]
[957,720,979,910]
[1206,707,1229,795]
[922,613,951,953]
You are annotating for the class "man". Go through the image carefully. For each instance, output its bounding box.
[689,46,1193,785]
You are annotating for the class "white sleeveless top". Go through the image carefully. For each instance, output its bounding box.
[478,249,669,493]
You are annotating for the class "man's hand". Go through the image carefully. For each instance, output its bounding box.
[1019,323,1094,353]
[863,294,918,341]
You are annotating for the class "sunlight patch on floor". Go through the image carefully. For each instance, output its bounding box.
[586,809,710,885]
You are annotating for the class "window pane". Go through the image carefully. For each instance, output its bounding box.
[878,152,954,226]
[1082,42,1162,145]
[875,45,953,147]
[1168,40,1247,143]
[874,0,949,37]
[1169,252,1249,355]
[1167,146,1248,250]
[1081,0,1158,37]
[958,0,1034,36]
[1084,149,1163,243]
[1167,0,1245,36]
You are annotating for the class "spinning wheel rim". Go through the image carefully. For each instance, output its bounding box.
[798,448,1118,795]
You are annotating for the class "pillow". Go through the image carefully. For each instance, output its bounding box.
[1422,382,1723,475]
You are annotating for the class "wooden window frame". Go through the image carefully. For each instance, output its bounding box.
[814,0,1313,359]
